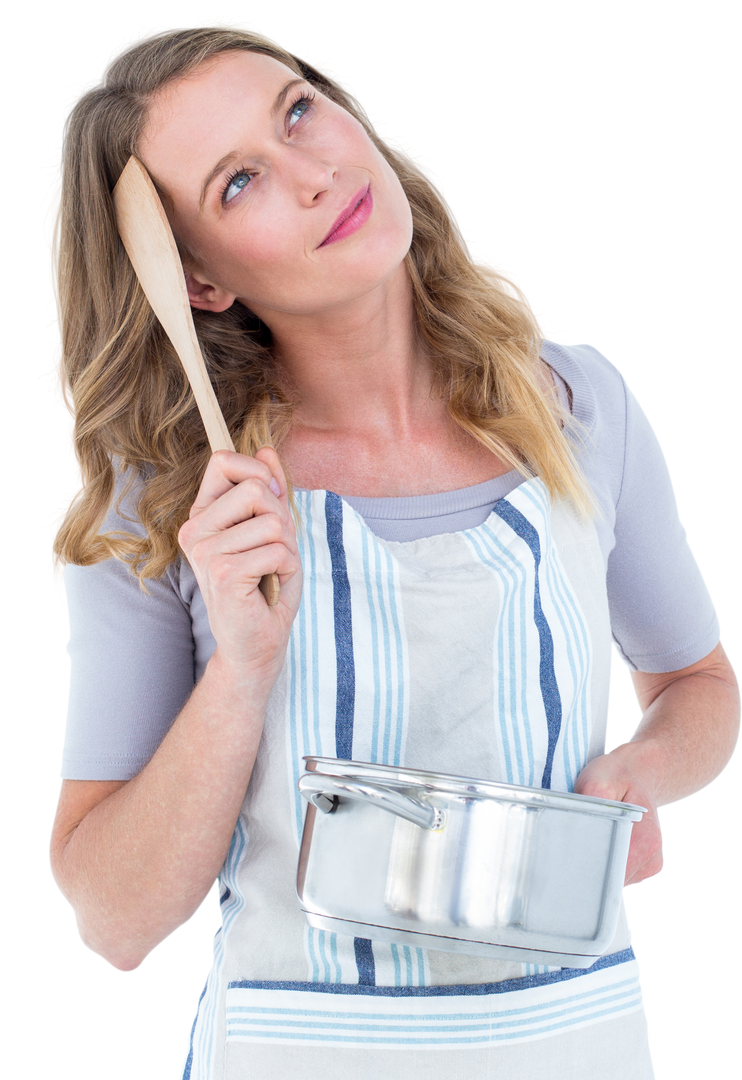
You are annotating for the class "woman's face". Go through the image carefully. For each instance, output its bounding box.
[138,50,413,322]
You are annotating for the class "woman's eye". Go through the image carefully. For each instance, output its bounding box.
[288,95,313,130]
[223,171,251,204]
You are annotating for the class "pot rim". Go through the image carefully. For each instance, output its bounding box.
[303,756,646,821]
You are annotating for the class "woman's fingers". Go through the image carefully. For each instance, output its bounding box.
[180,449,294,553]
[188,449,281,516]
[622,806,663,885]
[175,447,302,688]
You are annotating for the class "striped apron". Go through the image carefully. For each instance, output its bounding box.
[184,478,654,1079]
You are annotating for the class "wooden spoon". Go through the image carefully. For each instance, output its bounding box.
[113,155,280,606]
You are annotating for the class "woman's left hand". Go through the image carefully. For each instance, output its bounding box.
[574,748,663,885]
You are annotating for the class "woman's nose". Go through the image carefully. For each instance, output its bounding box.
[290,149,337,206]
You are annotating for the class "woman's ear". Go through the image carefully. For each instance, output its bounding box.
[184,270,237,313]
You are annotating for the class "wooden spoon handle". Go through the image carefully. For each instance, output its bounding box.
[113,156,280,605]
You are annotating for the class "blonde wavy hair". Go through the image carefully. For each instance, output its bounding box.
[54,26,590,580]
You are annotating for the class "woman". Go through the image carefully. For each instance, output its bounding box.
[50,26,738,1080]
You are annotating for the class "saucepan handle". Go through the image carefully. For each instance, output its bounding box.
[298,773,446,831]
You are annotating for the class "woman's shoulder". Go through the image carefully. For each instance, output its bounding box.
[540,340,629,437]
[66,461,191,602]
[539,339,670,497]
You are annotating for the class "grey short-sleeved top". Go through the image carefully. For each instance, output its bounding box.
[61,341,720,781]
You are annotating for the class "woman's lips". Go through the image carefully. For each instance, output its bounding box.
[319,185,372,246]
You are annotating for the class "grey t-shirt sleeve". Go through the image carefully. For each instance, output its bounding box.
[543,342,719,672]
[61,505,197,781]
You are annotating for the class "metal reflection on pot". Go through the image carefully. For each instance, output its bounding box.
[296,757,645,968]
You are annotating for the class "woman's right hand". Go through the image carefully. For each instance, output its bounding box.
[178,445,303,705]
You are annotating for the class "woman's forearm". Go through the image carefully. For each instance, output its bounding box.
[52,650,269,970]
[578,656,738,885]
[622,665,738,812]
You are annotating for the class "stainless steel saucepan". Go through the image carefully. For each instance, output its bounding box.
[297,757,645,968]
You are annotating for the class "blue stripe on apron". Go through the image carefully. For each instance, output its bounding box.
[325,492,376,986]
[228,947,637,995]
[493,499,563,789]
[325,493,356,759]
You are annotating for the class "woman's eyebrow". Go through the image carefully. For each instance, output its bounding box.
[198,78,308,208]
